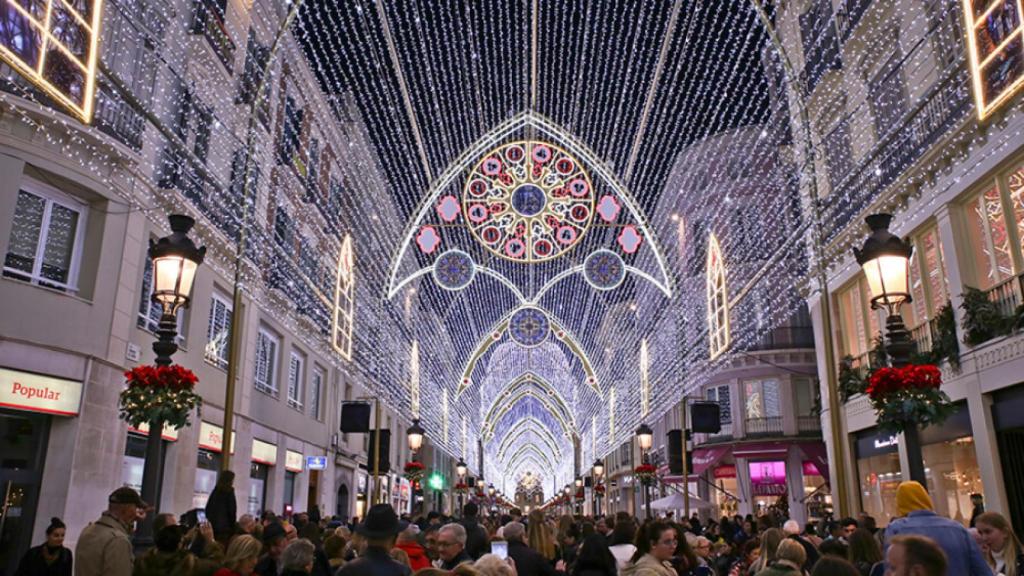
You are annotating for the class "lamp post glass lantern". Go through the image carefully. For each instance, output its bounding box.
[406,419,424,453]
[636,423,653,518]
[855,213,925,484]
[138,214,205,545]
[593,458,604,516]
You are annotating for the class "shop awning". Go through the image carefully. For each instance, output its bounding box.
[732,442,790,459]
[661,445,732,483]
[797,441,830,484]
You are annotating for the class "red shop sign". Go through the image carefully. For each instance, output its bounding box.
[714,465,737,479]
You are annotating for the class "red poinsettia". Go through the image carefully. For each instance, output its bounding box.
[866,363,953,433]
[593,484,606,494]
[454,482,469,493]
[403,461,425,481]
[635,463,657,485]
[124,364,199,390]
[575,488,585,501]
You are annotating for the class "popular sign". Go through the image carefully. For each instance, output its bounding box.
[286,450,303,472]
[0,368,82,416]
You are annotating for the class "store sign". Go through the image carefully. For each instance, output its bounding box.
[714,465,737,479]
[198,422,236,453]
[252,439,277,465]
[749,461,787,496]
[132,421,180,442]
[0,368,82,416]
[286,450,303,472]
[307,456,327,470]
[874,435,899,450]
[963,0,1024,119]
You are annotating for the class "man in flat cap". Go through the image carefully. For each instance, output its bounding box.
[75,486,147,576]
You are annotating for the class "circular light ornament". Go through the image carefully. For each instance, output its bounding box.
[462,141,594,263]
[584,249,626,290]
[508,306,551,347]
[432,249,476,291]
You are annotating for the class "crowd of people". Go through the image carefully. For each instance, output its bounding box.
[12,472,1022,576]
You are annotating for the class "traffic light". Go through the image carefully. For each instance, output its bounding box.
[428,471,444,491]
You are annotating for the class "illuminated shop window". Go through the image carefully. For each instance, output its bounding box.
[332,234,355,360]
[706,233,730,359]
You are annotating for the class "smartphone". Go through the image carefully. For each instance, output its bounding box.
[196,509,207,524]
[491,541,508,560]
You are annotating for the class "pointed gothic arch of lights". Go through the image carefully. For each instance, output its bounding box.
[481,373,576,442]
[458,305,600,398]
[494,417,565,464]
[504,444,558,477]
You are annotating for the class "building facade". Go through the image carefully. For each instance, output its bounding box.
[0,0,429,570]
[774,0,1024,527]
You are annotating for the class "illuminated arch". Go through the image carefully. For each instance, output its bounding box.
[458,306,599,398]
[706,233,730,359]
[495,417,564,462]
[332,234,355,360]
[386,110,673,299]
[504,444,556,472]
[481,373,576,441]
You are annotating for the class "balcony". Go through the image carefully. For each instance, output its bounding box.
[835,0,874,43]
[910,317,937,356]
[797,415,822,435]
[986,275,1023,321]
[827,62,972,240]
[750,326,816,351]
[92,79,145,151]
[745,417,783,437]
[191,0,236,73]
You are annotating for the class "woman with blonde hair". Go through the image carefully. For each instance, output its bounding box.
[214,535,262,576]
[976,511,1024,576]
[748,528,785,575]
[474,553,517,576]
[528,509,558,563]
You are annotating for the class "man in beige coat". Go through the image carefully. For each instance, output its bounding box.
[74,487,145,576]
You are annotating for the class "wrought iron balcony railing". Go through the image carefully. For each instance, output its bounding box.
[745,416,784,437]
[797,415,822,434]
[191,0,236,73]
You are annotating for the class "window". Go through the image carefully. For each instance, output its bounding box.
[964,183,1016,289]
[333,234,355,360]
[278,94,303,167]
[311,366,325,421]
[306,137,321,195]
[274,207,294,248]
[706,384,732,425]
[867,46,908,140]
[744,379,781,420]
[327,176,345,221]
[205,293,232,369]
[138,254,186,344]
[706,233,730,359]
[254,327,280,395]
[4,185,87,292]
[836,279,880,362]
[287,350,305,411]
[794,378,819,416]
[823,118,854,191]
[907,222,949,328]
[237,30,270,123]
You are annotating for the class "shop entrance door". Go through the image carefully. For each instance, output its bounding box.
[0,410,50,575]
[998,428,1024,529]
[307,470,319,516]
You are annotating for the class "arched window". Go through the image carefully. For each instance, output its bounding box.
[706,233,730,359]
[332,234,355,360]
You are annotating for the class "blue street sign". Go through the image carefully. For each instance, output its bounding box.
[307,456,327,470]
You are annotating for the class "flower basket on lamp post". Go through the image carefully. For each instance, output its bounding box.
[867,364,954,434]
[403,460,426,482]
[634,463,657,486]
[119,365,202,430]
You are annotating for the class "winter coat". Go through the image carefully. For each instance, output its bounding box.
[132,549,219,576]
[620,554,677,576]
[394,541,431,571]
[15,545,72,576]
[459,517,490,560]
[508,541,561,576]
[610,544,637,572]
[74,512,133,576]
[754,561,802,576]
[204,485,237,538]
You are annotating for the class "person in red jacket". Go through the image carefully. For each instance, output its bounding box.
[394,524,431,571]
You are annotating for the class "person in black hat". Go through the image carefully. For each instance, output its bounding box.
[335,504,412,576]
[254,522,289,576]
[74,487,147,576]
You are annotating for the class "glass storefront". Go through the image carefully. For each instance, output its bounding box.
[249,463,269,516]
[121,433,147,493]
[855,429,902,524]
[194,448,221,509]
[709,466,739,517]
[920,405,980,527]
[0,410,49,576]
[283,470,296,513]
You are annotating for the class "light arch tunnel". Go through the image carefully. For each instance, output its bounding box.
[248,0,816,498]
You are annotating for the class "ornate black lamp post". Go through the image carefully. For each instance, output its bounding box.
[593,458,604,516]
[139,214,205,542]
[455,457,467,515]
[636,423,653,519]
[854,213,924,483]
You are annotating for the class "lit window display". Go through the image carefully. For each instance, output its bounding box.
[856,429,902,525]
[709,465,739,517]
[964,184,1015,289]
[921,406,981,528]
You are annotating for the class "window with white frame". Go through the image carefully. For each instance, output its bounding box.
[333,234,355,360]
[4,184,87,292]
[706,233,730,359]
[310,365,325,421]
[139,254,186,344]
[287,350,305,410]
[706,384,732,425]
[254,327,280,395]
[205,293,233,369]
[744,378,781,420]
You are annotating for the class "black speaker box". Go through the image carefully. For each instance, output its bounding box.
[691,402,722,434]
[364,429,391,472]
[467,477,477,488]
[584,476,593,488]
[340,402,371,433]
[667,429,684,475]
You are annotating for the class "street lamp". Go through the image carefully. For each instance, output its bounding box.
[593,459,605,479]
[855,213,924,483]
[593,458,604,516]
[636,423,654,519]
[406,419,425,453]
[488,483,496,497]
[139,214,205,544]
[456,458,468,478]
